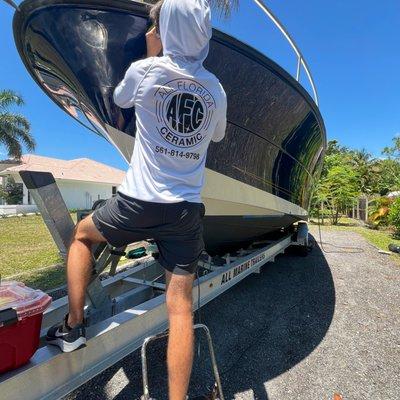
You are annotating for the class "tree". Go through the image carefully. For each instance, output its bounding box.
[0,176,23,204]
[311,141,361,224]
[324,139,349,157]
[211,0,238,15]
[348,149,376,194]
[147,0,238,15]
[383,136,400,160]
[318,164,360,225]
[0,89,35,159]
[312,137,400,225]
[388,198,400,237]
[370,136,400,195]
[371,158,400,195]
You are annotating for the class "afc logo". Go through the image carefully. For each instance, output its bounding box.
[166,93,204,134]
[154,79,216,148]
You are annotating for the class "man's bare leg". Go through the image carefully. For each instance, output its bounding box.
[67,214,106,327]
[166,271,195,400]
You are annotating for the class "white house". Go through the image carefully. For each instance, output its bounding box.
[0,154,125,215]
[387,191,400,199]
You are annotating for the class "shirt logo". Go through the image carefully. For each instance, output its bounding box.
[155,79,216,148]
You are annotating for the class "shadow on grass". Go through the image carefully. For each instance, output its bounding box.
[12,265,66,291]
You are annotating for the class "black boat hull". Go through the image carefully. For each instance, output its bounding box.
[13,0,326,254]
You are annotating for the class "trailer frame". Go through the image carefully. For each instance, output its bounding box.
[0,171,308,400]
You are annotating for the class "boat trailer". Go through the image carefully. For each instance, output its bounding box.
[0,171,309,400]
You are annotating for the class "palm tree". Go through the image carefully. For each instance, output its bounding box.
[0,89,35,159]
[349,149,376,194]
[211,0,238,16]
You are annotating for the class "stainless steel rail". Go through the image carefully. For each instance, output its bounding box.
[253,0,319,106]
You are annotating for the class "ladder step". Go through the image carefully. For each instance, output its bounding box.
[140,324,225,400]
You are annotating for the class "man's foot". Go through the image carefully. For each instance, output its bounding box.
[46,314,86,352]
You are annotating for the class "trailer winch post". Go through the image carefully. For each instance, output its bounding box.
[19,171,75,259]
[18,171,120,318]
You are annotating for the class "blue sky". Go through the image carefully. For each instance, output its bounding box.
[0,0,399,170]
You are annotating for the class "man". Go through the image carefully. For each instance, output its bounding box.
[46,0,227,398]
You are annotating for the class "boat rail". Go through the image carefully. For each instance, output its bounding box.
[253,0,319,106]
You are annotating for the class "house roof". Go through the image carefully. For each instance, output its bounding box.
[0,158,21,173]
[0,158,20,165]
[0,154,125,185]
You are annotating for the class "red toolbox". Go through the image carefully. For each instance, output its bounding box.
[0,281,51,374]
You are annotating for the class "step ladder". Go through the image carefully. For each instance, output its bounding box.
[141,324,225,400]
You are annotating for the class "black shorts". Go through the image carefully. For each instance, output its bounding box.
[92,192,205,275]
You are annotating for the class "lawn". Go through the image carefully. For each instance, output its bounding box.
[0,214,70,290]
[310,217,400,263]
[0,213,139,291]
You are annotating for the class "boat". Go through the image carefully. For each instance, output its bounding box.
[12,0,326,254]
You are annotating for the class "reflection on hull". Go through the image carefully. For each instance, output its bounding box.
[13,0,326,254]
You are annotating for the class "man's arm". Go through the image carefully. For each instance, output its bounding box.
[113,27,162,108]
[113,64,142,109]
[146,26,162,57]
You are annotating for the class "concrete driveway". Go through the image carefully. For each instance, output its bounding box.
[66,228,400,399]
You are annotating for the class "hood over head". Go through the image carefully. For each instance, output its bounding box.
[159,0,212,63]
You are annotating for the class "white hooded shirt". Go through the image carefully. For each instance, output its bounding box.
[113,0,227,203]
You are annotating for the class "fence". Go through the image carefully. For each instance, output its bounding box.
[0,204,38,216]
[351,197,368,222]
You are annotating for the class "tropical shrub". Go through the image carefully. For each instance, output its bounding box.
[368,197,391,228]
[388,197,400,237]
[0,176,23,204]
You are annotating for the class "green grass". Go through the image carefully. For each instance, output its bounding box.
[0,214,78,289]
[0,214,63,276]
[310,217,400,263]
[355,227,400,252]
[0,213,140,290]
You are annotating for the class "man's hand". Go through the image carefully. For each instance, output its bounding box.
[146,26,162,57]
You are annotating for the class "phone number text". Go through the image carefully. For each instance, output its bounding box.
[155,146,200,160]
